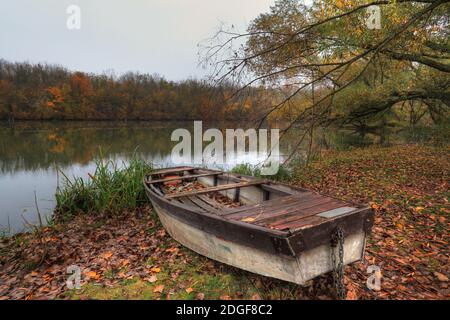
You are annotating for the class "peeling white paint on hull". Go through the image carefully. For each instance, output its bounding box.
[152,203,366,285]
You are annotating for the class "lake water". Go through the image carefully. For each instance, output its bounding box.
[0,121,442,234]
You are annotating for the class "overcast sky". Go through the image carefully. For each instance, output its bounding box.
[0,0,274,80]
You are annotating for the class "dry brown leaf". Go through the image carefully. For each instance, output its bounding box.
[241,217,256,223]
[148,275,158,283]
[196,292,205,300]
[251,293,261,300]
[434,272,449,282]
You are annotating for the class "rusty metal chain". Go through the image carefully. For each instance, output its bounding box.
[331,226,346,300]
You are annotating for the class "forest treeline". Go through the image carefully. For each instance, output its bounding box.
[0,60,270,121]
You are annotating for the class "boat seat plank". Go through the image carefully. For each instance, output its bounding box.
[150,167,195,176]
[274,216,326,231]
[317,207,356,219]
[148,172,223,184]
[165,180,268,199]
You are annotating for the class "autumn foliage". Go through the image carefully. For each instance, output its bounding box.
[0,60,269,121]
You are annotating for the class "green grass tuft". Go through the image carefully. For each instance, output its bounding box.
[55,154,152,218]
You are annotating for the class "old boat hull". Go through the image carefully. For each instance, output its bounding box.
[150,200,366,285]
[144,167,373,286]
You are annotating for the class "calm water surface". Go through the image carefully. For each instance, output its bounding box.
[0,121,440,233]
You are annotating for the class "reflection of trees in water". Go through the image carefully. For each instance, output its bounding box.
[1,121,298,173]
[1,121,439,174]
[0,122,178,173]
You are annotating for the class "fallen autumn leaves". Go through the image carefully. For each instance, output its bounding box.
[0,206,161,299]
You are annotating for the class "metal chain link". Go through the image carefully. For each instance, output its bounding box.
[330,226,346,300]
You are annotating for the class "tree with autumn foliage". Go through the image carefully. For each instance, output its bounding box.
[205,0,449,138]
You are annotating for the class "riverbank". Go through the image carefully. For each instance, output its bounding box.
[1,145,448,300]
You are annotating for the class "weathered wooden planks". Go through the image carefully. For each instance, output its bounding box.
[225,193,322,221]
[165,180,268,199]
[150,167,195,176]
[148,172,222,184]
[223,190,354,231]
[270,203,356,231]
[223,193,312,216]
[186,196,221,214]
[254,198,339,226]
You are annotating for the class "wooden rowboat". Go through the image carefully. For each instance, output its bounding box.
[144,167,374,285]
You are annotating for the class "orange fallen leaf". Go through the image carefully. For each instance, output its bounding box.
[151,267,161,273]
[346,283,358,300]
[185,287,193,294]
[220,295,231,300]
[101,252,113,259]
[153,285,165,293]
[85,271,101,280]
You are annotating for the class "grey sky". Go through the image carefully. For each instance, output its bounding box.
[0,0,274,80]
